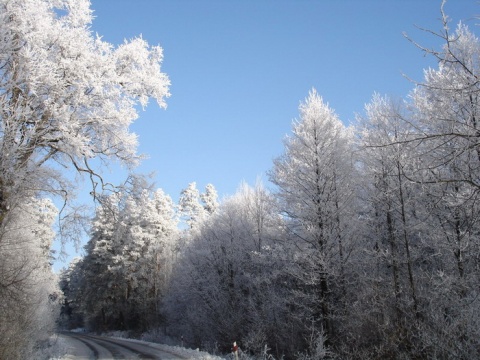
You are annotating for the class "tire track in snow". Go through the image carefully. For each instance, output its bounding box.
[61,332,157,359]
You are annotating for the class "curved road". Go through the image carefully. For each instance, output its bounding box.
[57,332,187,360]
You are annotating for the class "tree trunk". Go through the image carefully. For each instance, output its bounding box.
[396,160,419,318]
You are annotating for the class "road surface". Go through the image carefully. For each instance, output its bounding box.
[56,332,188,360]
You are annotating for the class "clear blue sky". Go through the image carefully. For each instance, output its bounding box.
[53,0,479,269]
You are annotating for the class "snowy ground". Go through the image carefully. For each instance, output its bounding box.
[48,334,93,360]
[51,332,225,360]
[107,335,226,360]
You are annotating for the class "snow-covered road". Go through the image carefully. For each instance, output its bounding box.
[55,332,191,359]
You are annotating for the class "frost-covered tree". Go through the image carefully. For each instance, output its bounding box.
[59,257,85,329]
[164,183,290,356]
[113,188,178,330]
[179,183,218,230]
[72,186,178,332]
[348,10,480,357]
[79,192,123,331]
[0,0,170,224]
[353,94,432,358]
[0,197,61,360]
[178,182,207,229]
[269,89,357,352]
[201,183,219,215]
[405,16,480,358]
[0,0,169,354]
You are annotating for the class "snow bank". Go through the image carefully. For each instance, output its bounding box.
[108,336,225,360]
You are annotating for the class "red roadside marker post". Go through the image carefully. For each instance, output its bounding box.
[233,341,238,360]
